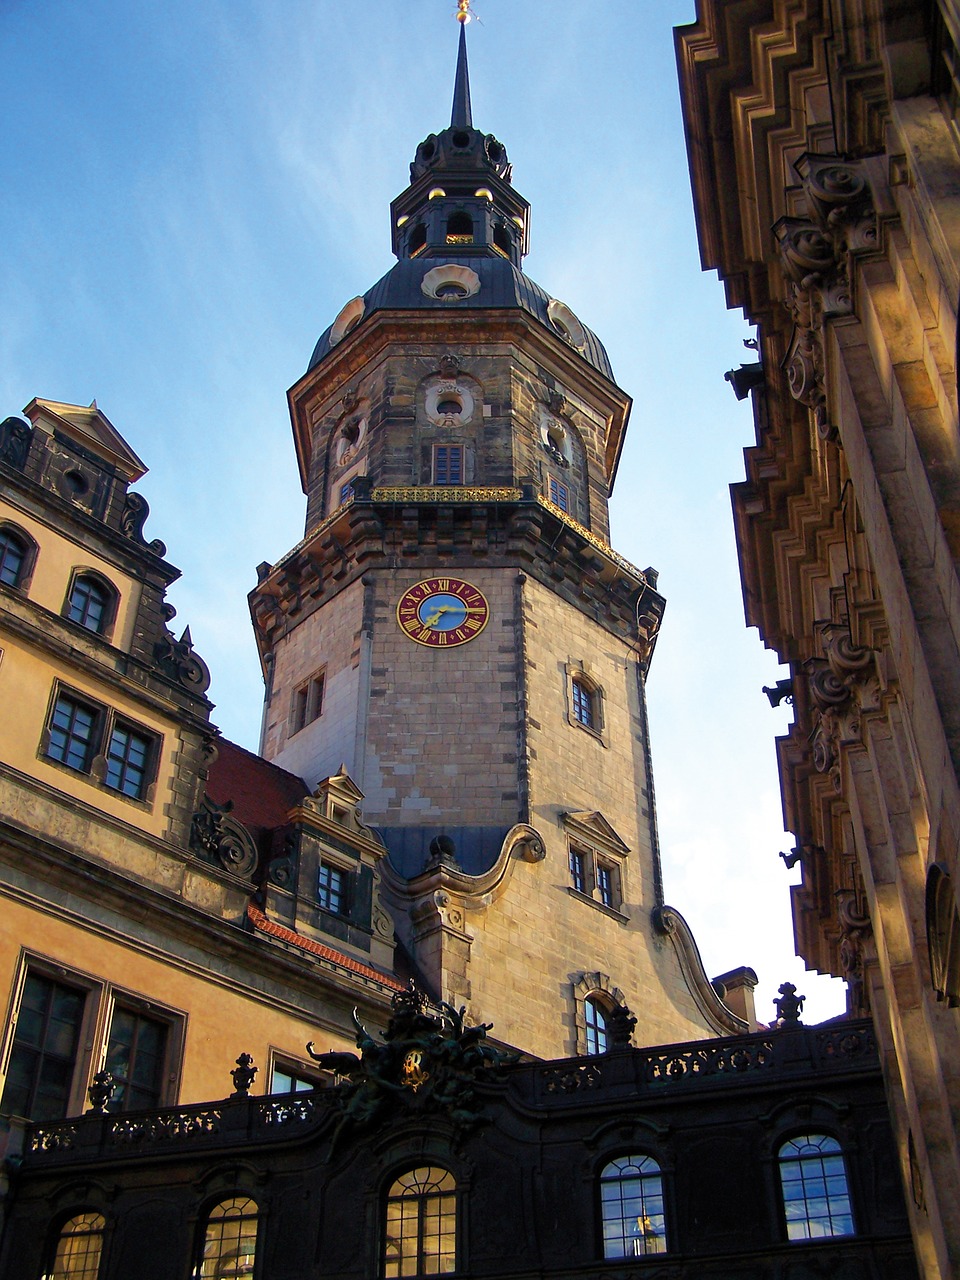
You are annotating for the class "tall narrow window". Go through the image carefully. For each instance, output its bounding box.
[46,693,99,773]
[47,1212,106,1280]
[584,997,607,1055]
[104,722,152,799]
[600,1155,667,1257]
[0,972,85,1120]
[569,847,588,895]
[0,528,27,587]
[571,677,594,729]
[318,862,344,914]
[196,1198,259,1279]
[104,1006,167,1111]
[596,862,615,908]
[384,1166,456,1278]
[778,1134,854,1240]
[66,575,111,635]
[433,446,463,486]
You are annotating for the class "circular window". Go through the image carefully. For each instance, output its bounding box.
[63,469,89,496]
[425,382,474,425]
[547,299,587,349]
[329,296,366,346]
[452,130,471,148]
[421,264,481,302]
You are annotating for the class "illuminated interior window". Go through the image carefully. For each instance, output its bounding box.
[384,1167,456,1278]
[600,1155,667,1258]
[47,1212,106,1280]
[196,1197,259,1279]
[778,1134,854,1240]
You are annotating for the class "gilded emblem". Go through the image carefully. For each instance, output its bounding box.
[401,1049,430,1092]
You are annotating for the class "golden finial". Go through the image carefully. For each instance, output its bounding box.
[455,0,475,23]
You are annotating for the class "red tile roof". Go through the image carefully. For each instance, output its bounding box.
[207,738,307,832]
[247,904,404,991]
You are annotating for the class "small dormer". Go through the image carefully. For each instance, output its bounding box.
[20,398,147,524]
[261,767,395,973]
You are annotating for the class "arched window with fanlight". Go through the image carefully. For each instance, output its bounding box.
[195,1197,259,1278]
[599,1155,667,1258]
[45,1211,106,1280]
[384,1166,457,1277]
[778,1133,855,1240]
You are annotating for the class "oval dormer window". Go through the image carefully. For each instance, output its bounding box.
[421,264,481,302]
[547,299,587,350]
[329,297,366,346]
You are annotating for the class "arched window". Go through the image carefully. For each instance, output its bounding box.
[493,223,512,258]
[571,675,596,729]
[600,1155,666,1258]
[196,1197,259,1278]
[445,211,474,245]
[384,1166,456,1277]
[584,996,608,1054]
[0,526,28,588]
[778,1134,854,1240]
[47,1211,106,1279]
[926,863,960,1006]
[408,223,427,256]
[65,573,115,636]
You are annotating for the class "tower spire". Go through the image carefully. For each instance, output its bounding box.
[451,15,473,129]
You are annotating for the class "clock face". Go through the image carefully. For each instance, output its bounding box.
[396,577,490,647]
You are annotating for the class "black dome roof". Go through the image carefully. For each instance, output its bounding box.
[307,254,615,380]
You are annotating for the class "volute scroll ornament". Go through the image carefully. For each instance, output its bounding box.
[775,156,877,445]
[190,795,259,879]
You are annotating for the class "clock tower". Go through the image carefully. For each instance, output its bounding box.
[249,23,748,1058]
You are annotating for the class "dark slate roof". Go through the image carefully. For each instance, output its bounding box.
[378,824,511,878]
[307,255,615,380]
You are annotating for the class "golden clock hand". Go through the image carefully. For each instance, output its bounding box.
[423,608,444,627]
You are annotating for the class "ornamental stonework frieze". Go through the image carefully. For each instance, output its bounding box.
[774,156,877,444]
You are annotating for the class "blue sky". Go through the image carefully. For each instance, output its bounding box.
[1,1,845,1023]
